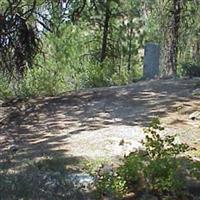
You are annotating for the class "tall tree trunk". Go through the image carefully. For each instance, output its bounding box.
[162,0,182,77]
[127,28,133,71]
[100,0,110,63]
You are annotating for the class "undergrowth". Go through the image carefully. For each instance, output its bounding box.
[94,118,200,199]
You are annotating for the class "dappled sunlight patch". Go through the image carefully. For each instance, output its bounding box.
[0,79,200,199]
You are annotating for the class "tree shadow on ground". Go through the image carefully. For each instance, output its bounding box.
[0,79,199,196]
[1,79,200,155]
[0,155,95,200]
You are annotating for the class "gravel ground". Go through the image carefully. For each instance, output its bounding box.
[0,78,199,173]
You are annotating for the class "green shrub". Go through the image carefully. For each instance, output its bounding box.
[118,154,144,186]
[111,64,142,86]
[94,155,144,198]
[0,58,141,99]
[181,62,200,77]
[0,64,71,99]
[0,73,14,100]
[19,65,68,97]
[80,60,114,88]
[143,126,190,160]
[95,170,127,198]
[111,67,129,86]
[142,120,191,194]
[94,118,198,199]
[145,157,183,193]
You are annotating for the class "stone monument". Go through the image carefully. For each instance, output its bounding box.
[143,43,160,79]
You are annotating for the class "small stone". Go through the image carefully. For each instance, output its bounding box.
[119,139,125,145]
[189,111,200,120]
[99,164,114,175]
[9,144,18,153]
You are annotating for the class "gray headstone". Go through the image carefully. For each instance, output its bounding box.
[143,43,160,79]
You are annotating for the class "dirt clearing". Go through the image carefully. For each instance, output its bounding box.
[0,78,200,171]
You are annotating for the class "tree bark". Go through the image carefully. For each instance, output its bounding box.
[100,0,110,63]
[127,28,133,71]
[165,0,182,77]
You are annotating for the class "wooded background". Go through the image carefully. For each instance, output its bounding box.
[0,0,199,98]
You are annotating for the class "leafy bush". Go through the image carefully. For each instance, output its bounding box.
[19,65,68,97]
[145,157,183,194]
[111,67,130,86]
[143,121,190,160]
[94,118,199,199]
[95,171,127,199]
[0,59,141,99]
[181,62,200,77]
[142,120,191,195]
[0,63,71,100]
[118,154,144,186]
[79,60,113,88]
[0,73,14,100]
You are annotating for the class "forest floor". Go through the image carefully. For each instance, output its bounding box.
[0,78,200,198]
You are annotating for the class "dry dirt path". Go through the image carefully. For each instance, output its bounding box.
[0,78,200,171]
